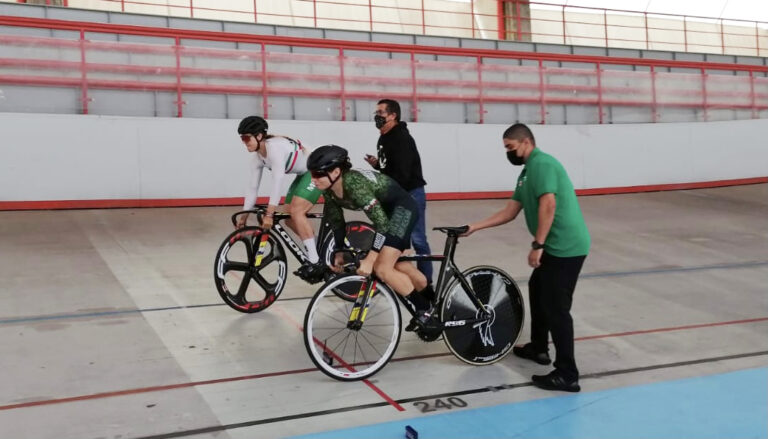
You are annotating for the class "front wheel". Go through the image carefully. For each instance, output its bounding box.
[213,227,287,313]
[441,266,524,365]
[304,274,402,381]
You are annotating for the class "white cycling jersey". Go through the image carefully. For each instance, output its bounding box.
[243,136,310,209]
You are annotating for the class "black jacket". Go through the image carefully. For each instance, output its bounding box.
[374,122,427,191]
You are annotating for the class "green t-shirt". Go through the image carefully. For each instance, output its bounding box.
[511,148,590,257]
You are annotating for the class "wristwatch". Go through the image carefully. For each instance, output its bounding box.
[531,240,545,250]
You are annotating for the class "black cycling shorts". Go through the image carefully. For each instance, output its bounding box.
[382,202,418,252]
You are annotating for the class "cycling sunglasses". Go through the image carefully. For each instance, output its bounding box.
[310,170,328,179]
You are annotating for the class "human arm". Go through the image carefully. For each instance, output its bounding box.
[322,197,347,271]
[238,156,264,228]
[463,200,522,236]
[529,193,555,268]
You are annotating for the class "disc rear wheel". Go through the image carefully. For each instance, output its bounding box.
[441,266,524,365]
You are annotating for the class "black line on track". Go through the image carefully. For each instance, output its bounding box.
[4,260,768,325]
[129,350,768,439]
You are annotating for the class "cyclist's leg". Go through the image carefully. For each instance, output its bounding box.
[395,261,427,292]
[373,247,413,295]
[285,172,322,263]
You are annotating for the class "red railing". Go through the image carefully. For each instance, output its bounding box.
[0,15,766,123]
[10,0,768,56]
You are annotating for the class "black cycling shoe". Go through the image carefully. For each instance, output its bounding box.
[405,305,441,332]
[294,262,327,284]
[512,343,552,365]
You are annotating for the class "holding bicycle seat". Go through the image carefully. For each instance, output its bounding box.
[236,115,326,282]
[307,145,439,332]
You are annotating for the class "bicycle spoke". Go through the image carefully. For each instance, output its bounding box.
[252,272,276,291]
[358,327,394,343]
[357,331,386,359]
[223,260,250,274]
[257,251,277,268]
[235,272,251,303]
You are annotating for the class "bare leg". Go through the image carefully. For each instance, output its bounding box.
[374,247,418,296]
[396,261,427,291]
[288,197,315,240]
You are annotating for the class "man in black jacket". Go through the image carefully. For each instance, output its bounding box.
[365,99,433,286]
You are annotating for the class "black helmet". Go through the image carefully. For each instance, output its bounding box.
[307,145,351,172]
[237,116,268,135]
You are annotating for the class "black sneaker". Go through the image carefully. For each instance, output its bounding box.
[512,343,551,365]
[532,370,580,392]
[294,262,327,284]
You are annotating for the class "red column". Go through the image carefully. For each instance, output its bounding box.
[261,43,268,118]
[175,37,183,117]
[79,29,89,114]
[411,52,419,122]
[701,68,708,122]
[497,0,505,40]
[538,59,545,124]
[596,63,603,124]
[749,70,757,119]
[477,56,484,123]
[339,48,347,121]
[650,66,657,123]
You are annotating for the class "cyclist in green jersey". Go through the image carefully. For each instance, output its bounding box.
[307,145,438,330]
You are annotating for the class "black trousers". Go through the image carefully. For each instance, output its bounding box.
[528,251,586,381]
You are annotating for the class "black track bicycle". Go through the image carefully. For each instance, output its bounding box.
[214,205,374,313]
[303,225,525,381]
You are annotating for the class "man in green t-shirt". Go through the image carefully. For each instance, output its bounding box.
[464,123,590,392]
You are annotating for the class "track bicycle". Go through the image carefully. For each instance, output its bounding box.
[214,205,375,313]
[303,225,525,381]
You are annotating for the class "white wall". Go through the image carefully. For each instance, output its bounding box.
[0,113,766,206]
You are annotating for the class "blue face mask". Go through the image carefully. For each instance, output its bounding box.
[507,150,525,166]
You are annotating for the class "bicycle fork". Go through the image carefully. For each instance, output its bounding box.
[346,277,377,330]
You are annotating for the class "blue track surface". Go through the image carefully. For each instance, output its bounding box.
[293,367,768,439]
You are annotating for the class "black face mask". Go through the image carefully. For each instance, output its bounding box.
[374,115,387,129]
[507,150,525,166]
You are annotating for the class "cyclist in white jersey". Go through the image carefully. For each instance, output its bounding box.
[237,116,325,281]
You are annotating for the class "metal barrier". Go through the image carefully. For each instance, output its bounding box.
[0,15,766,123]
[8,0,768,56]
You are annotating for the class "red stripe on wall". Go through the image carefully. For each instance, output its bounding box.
[0,177,765,211]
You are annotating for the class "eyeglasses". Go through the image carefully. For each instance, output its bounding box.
[239,134,254,142]
[373,110,388,116]
[310,170,328,179]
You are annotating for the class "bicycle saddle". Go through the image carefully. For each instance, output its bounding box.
[433,225,469,235]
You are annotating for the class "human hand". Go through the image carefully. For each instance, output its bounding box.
[356,253,375,277]
[236,213,249,229]
[364,154,379,167]
[528,248,543,268]
[260,215,273,230]
[332,253,345,273]
[460,224,476,237]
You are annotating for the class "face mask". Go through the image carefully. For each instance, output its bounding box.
[374,115,387,129]
[507,150,525,166]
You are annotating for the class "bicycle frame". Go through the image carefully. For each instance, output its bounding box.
[346,231,492,331]
[231,207,329,265]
